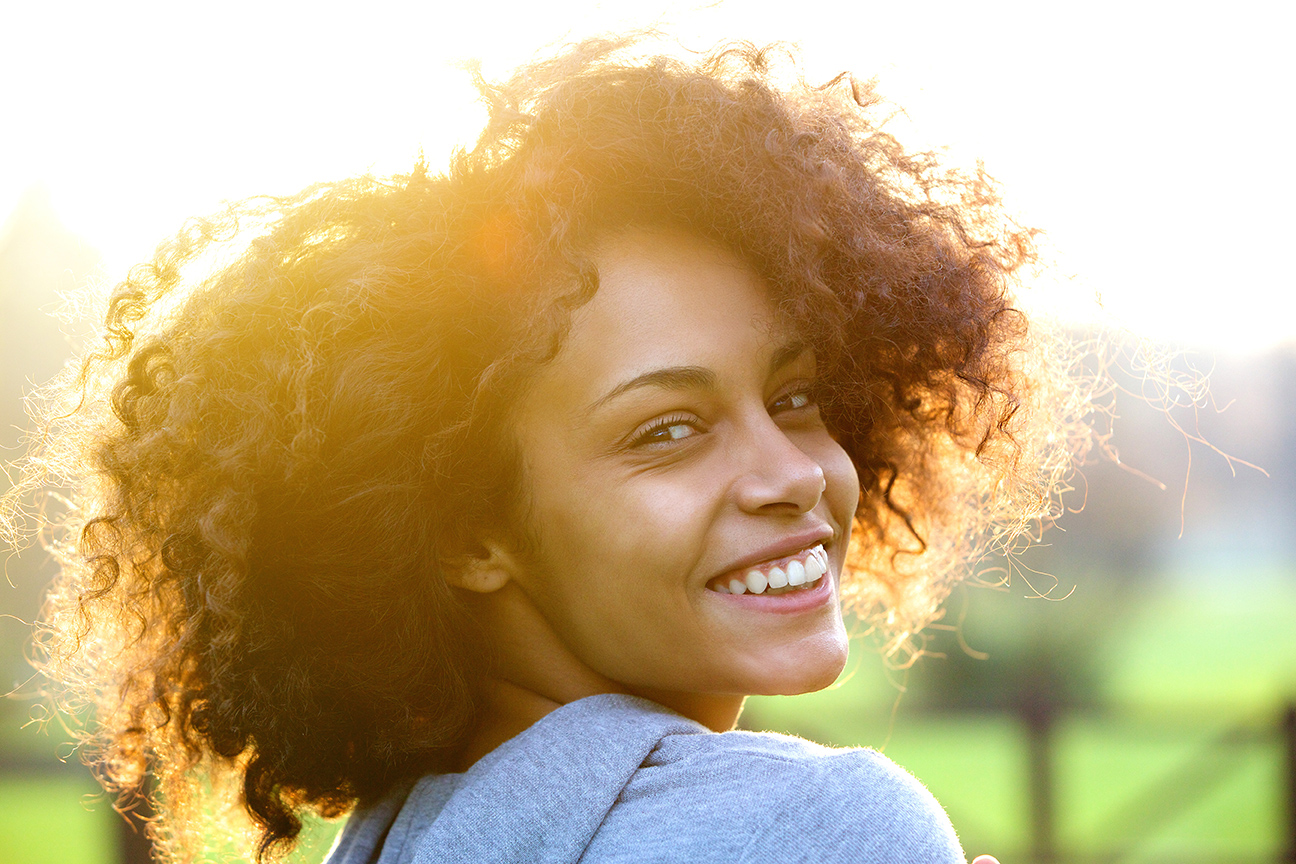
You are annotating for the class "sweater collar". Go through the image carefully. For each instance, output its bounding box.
[408,693,706,864]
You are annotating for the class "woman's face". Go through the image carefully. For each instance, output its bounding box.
[504,227,857,705]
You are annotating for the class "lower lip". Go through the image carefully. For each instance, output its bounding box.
[708,570,834,615]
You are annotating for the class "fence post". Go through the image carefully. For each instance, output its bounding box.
[120,816,152,864]
[1023,692,1057,864]
[118,782,155,864]
[1284,703,1295,864]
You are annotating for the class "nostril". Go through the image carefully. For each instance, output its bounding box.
[737,451,826,514]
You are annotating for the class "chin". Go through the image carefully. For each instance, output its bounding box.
[741,638,850,697]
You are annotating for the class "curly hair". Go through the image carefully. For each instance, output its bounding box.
[3,37,1096,862]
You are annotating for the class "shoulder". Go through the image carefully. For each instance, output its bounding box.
[584,728,965,864]
[654,727,940,805]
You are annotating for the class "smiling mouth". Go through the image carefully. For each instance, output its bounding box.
[706,544,829,596]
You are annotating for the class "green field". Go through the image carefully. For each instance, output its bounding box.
[743,571,1296,862]
[0,776,118,864]
[3,573,1293,863]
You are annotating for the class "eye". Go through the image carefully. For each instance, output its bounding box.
[629,414,703,449]
[769,384,816,414]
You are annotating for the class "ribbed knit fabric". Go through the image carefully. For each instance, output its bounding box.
[327,693,964,864]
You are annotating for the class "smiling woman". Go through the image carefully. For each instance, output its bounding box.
[2,36,1092,864]
[453,229,860,748]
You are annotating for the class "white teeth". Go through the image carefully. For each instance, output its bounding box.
[709,545,830,594]
[804,554,825,583]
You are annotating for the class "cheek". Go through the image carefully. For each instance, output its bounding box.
[809,434,861,535]
[523,469,714,605]
[517,480,722,680]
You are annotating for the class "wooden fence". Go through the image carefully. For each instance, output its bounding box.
[2,702,1293,864]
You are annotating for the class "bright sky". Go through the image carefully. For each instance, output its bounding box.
[2,0,1292,352]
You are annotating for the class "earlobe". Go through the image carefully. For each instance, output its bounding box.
[445,540,517,594]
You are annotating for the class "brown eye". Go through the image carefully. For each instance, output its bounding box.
[631,415,702,448]
[770,386,815,414]
[650,422,695,442]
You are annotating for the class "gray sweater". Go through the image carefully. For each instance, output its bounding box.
[328,694,965,863]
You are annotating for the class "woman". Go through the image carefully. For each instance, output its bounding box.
[6,38,1087,863]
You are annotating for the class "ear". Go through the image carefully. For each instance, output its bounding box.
[444,539,519,594]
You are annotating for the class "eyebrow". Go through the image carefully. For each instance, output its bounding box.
[587,340,811,413]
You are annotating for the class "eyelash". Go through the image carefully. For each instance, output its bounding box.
[630,413,701,449]
[627,384,817,450]
[770,384,815,414]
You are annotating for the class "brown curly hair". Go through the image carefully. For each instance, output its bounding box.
[4,37,1095,862]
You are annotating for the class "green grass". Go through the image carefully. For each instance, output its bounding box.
[0,773,344,864]
[0,776,117,864]
[1057,716,1281,858]
[3,573,1292,862]
[742,571,1296,861]
[1099,573,1296,708]
[741,703,1285,860]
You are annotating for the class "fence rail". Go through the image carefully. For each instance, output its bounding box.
[1017,701,1295,864]
[2,702,1294,864]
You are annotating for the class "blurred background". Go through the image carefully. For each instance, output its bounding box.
[2,1,1292,862]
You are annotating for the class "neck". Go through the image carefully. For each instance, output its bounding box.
[455,677,747,771]
[453,677,563,771]
[624,687,746,733]
[453,583,747,769]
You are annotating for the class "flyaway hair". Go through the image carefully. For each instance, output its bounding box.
[3,38,1100,862]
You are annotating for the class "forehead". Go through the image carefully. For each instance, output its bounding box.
[587,227,768,321]
[541,228,782,395]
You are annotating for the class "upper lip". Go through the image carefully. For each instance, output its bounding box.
[712,525,835,580]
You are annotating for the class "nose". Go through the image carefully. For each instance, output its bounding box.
[731,415,827,515]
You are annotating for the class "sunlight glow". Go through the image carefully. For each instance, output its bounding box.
[3,0,1292,352]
